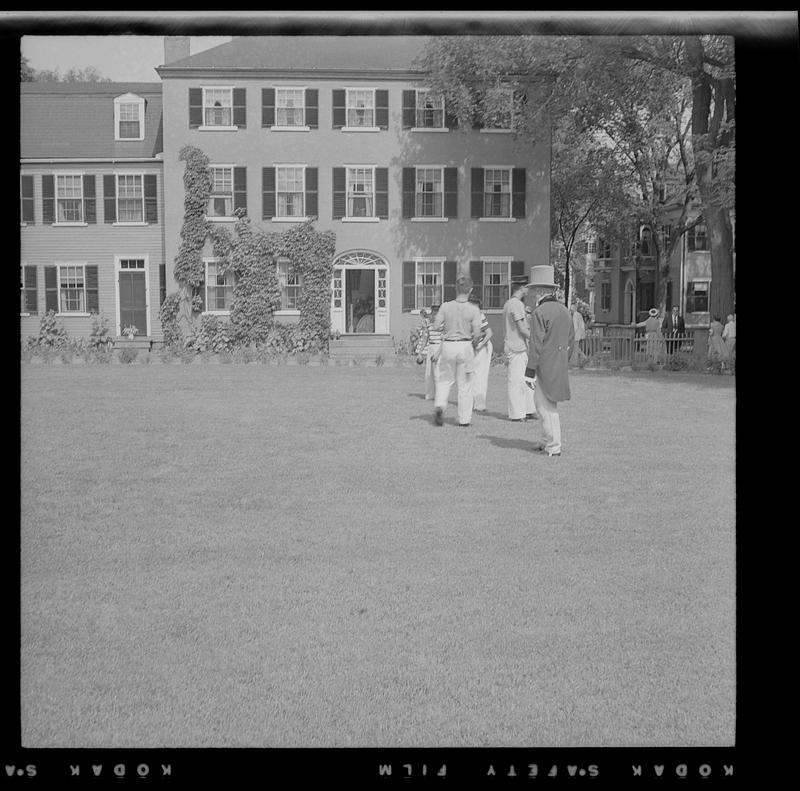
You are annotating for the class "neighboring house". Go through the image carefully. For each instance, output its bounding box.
[155,36,551,343]
[20,82,165,342]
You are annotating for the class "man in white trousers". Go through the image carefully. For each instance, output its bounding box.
[431,275,483,427]
[524,265,575,457]
[502,277,537,422]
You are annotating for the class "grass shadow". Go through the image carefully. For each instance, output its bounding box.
[476,434,541,452]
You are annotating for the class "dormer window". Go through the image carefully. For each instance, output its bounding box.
[114,93,145,141]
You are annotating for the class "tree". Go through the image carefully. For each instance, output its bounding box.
[20,54,35,81]
[23,64,112,83]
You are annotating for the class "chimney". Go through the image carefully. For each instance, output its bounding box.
[164,36,191,64]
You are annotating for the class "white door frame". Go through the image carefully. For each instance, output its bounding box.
[114,254,151,337]
[331,250,389,334]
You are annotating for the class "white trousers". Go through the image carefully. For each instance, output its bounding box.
[473,340,492,410]
[435,341,474,425]
[533,380,561,454]
[507,350,536,419]
[424,349,440,399]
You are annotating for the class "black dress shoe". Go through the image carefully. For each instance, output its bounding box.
[434,407,443,426]
[458,423,470,427]
[510,418,525,422]
[526,413,539,420]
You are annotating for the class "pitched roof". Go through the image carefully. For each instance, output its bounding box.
[158,35,433,74]
[20,83,163,160]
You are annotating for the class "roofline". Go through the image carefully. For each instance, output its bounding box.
[20,157,164,164]
[155,66,430,80]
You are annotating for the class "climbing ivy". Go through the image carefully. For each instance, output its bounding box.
[173,145,212,288]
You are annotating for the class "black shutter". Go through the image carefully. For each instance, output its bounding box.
[512,168,526,218]
[104,175,116,223]
[332,89,346,128]
[189,87,203,128]
[375,89,389,129]
[262,167,275,220]
[402,168,415,218]
[470,261,483,307]
[444,168,458,219]
[262,88,275,127]
[402,260,415,312]
[375,168,388,219]
[402,90,415,129]
[86,265,99,314]
[144,174,158,223]
[233,167,247,214]
[24,266,38,314]
[511,261,525,282]
[332,167,346,219]
[42,175,54,225]
[159,263,166,306]
[305,89,318,128]
[443,261,457,303]
[83,175,96,224]
[233,88,247,127]
[471,168,484,218]
[21,175,35,223]
[44,265,58,313]
[305,167,318,218]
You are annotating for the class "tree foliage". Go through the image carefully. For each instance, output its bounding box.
[23,63,112,83]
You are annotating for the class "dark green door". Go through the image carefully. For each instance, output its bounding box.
[119,271,148,336]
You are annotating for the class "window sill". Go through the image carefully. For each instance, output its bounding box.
[112,222,148,227]
[341,126,381,133]
[20,312,32,317]
[56,312,92,317]
[274,309,301,316]
[341,217,380,223]
[204,216,238,223]
[115,137,145,142]
[198,125,239,132]
[478,217,516,223]
[52,222,89,227]
[271,216,311,223]
[269,125,311,132]
[410,127,450,133]
[411,217,448,223]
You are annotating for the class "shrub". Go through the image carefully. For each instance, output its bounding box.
[118,348,139,364]
[375,354,385,367]
[89,313,112,350]
[36,310,69,350]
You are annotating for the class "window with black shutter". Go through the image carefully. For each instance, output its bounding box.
[262,167,276,219]
[44,266,58,313]
[332,89,346,129]
[375,89,389,129]
[305,167,318,218]
[402,261,415,312]
[443,261,457,303]
[42,175,54,225]
[262,88,275,127]
[402,91,416,130]
[144,174,158,223]
[469,261,483,307]
[86,266,99,314]
[189,87,203,128]
[444,168,458,219]
[375,168,389,219]
[512,168,526,218]
[233,88,247,127]
[21,175,35,224]
[233,167,247,215]
[21,266,38,314]
[401,168,415,218]
[470,168,484,218]
[103,175,116,223]
[83,175,96,224]
[305,89,318,129]
[332,167,346,219]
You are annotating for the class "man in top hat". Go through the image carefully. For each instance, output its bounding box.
[502,276,537,422]
[524,265,575,457]
[431,275,483,426]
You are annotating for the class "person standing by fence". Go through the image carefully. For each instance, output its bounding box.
[722,314,736,362]
[637,307,664,363]
[431,276,483,427]
[469,295,493,412]
[569,304,587,364]
[662,306,685,355]
[502,277,537,422]
[708,315,728,368]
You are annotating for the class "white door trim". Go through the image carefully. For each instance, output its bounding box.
[114,254,151,337]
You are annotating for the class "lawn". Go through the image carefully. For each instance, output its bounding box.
[19,362,736,748]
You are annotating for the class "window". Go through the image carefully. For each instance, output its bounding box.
[483,168,511,218]
[686,280,709,313]
[415,167,443,218]
[20,266,37,314]
[346,89,374,128]
[116,174,144,223]
[688,222,708,251]
[59,265,86,313]
[203,88,233,127]
[640,227,653,258]
[586,240,597,255]
[659,224,672,248]
[598,239,612,262]
[208,166,233,218]
[347,167,374,218]
[415,260,443,309]
[275,88,304,127]
[415,90,444,129]
[276,167,305,218]
[277,259,303,310]
[601,281,612,312]
[482,87,513,130]
[56,175,83,223]
[114,93,144,141]
[483,261,510,309]
[204,260,235,312]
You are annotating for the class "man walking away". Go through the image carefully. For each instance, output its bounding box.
[524,265,575,457]
[431,275,483,426]
[502,277,537,422]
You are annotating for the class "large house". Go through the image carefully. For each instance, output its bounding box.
[20,81,165,343]
[21,36,552,348]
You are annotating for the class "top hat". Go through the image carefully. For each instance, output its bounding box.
[529,265,556,288]
[648,308,659,317]
[510,276,529,289]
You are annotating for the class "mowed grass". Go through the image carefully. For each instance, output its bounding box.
[19,362,736,748]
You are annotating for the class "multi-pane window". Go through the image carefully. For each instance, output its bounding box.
[276,88,304,127]
[483,87,513,129]
[208,167,233,217]
[205,260,235,311]
[415,90,444,128]
[601,281,612,312]
[483,168,511,218]
[118,102,141,139]
[640,227,653,257]
[686,280,709,313]
[598,239,612,262]
[688,222,708,251]
[203,88,233,127]
[276,167,305,218]
[347,167,374,218]
[59,265,86,313]
[483,261,510,309]
[587,240,597,254]
[117,174,143,222]
[277,260,303,310]
[346,89,374,127]
[56,175,83,223]
[415,167,443,217]
[415,261,443,309]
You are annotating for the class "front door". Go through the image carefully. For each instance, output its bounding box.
[330,252,390,335]
[117,258,149,336]
[346,268,375,333]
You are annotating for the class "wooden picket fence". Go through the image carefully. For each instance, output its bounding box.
[580,326,709,365]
